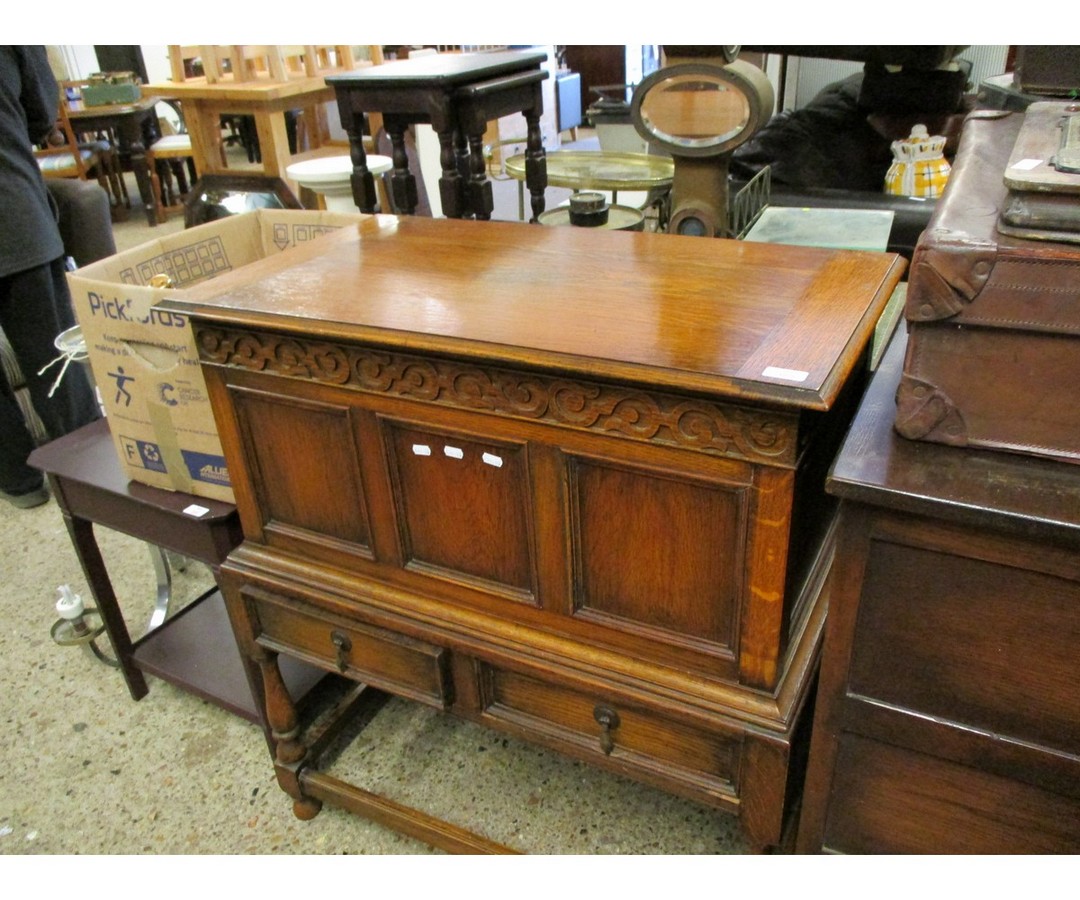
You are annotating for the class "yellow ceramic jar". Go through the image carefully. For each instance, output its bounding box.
[885,124,951,198]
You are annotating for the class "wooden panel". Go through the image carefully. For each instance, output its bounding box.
[385,421,535,597]
[823,735,1080,853]
[247,586,451,708]
[850,538,1080,755]
[479,663,740,802]
[230,386,372,550]
[569,455,743,652]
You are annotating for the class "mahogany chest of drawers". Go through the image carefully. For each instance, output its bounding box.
[166,215,903,851]
[798,330,1080,853]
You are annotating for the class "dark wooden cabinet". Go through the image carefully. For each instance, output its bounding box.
[562,46,626,113]
[168,215,903,852]
[797,330,1080,854]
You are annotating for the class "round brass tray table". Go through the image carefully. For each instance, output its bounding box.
[504,150,674,220]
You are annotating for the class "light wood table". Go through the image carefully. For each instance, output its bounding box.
[142,75,337,199]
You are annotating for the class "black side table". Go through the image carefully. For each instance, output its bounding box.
[328,49,549,221]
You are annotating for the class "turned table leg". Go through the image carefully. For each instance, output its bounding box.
[524,109,546,223]
[437,127,465,219]
[466,130,493,220]
[346,129,378,213]
[386,120,419,215]
[254,644,322,819]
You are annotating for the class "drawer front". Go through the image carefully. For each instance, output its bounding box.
[849,538,1080,755]
[246,587,451,709]
[823,734,1080,853]
[477,663,741,806]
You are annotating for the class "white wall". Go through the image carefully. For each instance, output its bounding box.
[51,45,99,80]
[140,45,172,83]
[49,45,171,82]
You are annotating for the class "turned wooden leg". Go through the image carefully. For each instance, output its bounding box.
[524,110,546,223]
[254,644,322,819]
[346,124,377,213]
[466,131,493,220]
[437,127,464,219]
[386,123,418,214]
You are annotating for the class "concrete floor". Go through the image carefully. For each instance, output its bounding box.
[0,136,759,863]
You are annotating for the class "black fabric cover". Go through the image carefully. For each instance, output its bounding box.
[730,74,892,192]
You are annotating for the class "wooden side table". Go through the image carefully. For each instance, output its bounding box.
[796,330,1080,853]
[327,50,549,221]
[29,419,322,726]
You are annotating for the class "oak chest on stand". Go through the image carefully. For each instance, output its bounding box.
[166,216,904,852]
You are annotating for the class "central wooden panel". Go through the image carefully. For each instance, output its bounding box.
[570,457,742,650]
[385,421,534,597]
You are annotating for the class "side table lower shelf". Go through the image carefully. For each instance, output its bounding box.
[131,587,326,723]
[29,419,326,730]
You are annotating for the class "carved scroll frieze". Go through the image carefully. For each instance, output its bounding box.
[195,326,797,466]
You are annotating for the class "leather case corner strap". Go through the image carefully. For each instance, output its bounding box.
[894,373,967,444]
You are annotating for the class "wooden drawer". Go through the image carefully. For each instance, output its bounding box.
[476,663,741,808]
[822,734,1080,854]
[244,586,452,709]
[849,537,1080,755]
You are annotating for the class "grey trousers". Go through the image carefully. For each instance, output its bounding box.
[0,255,99,495]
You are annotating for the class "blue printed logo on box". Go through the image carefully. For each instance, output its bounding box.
[118,436,229,486]
[182,450,230,486]
[119,435,167,473]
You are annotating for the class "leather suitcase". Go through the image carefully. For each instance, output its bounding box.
[896,107,1080,464]
[999,101,1080,241]
[1014,46,1080,97]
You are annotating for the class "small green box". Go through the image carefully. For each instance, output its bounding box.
[82,83,142,106]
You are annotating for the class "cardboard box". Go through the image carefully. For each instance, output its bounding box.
[68,209,368,502]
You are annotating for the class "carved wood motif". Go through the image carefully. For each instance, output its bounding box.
[195,325,798,467]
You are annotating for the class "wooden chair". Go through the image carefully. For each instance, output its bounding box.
[35,96,118,206]
[168,45,224,83]
[146,99,198,223]
[58,81,132,212]
[168,44,383,84]
[230,45,363,81]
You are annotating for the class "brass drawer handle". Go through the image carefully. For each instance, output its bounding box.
[593,704,620,755]
[330,630,352,672]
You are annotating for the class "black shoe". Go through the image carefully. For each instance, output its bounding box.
[1,485,49,509]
